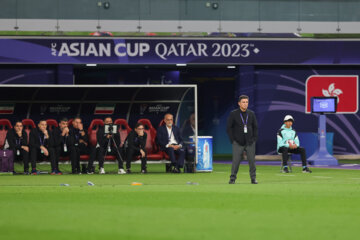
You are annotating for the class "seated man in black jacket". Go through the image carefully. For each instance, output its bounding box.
[68,117,90,174]
[157,113,185,173]
[93,117,125,174]
[29,119,52,175]
[6,121,30,174]
[125,123,147,174]
[49,117,70,175]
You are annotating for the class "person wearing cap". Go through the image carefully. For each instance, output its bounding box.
[227,95,258,184]
[277,115,312,173]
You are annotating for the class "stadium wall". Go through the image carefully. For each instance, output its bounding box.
[2,0,360,22]
[0,37,359,155]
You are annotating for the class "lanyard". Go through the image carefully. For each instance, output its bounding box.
[16,137,21,146]
[39,134,45,146]
[75,130,80,141]
[168,127,173,140]
[240,112,248,125]
[62,136,67,144]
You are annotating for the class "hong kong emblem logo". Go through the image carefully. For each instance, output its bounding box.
[322,83,343,102]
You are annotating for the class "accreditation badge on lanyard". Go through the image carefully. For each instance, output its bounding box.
[240,112,248,134]
[168,128,173,141]
[39,134,45,154]
[16,139,21,156]
[63,136,68,152]
[75,133,79,147]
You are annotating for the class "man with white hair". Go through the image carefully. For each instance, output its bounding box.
[157,113,185,173]
[277,115,312,173]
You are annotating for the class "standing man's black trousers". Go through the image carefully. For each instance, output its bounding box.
[230,142,256,181]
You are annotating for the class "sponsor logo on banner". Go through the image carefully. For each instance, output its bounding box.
[306,75,358,113]
[148,104,170,114]
[94,104,115,115]
[40,104,47,115]
[139,104,148,115]
[49,105,71,114]
[0,104,15,114]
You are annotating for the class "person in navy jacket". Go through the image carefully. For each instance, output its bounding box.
[157,113,185,173]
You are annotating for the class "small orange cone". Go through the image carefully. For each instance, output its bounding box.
[131,182,143,186]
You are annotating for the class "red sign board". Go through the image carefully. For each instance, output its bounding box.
[306,75,358,113]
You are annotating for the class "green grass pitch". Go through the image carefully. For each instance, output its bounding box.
[1,163,360,240]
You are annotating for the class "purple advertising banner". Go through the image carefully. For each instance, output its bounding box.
[1,38,360,64]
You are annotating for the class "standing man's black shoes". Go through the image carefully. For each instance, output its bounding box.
[251,179,258,184]
[229,179,235,184]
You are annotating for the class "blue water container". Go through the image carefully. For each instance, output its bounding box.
[196,136,213,172]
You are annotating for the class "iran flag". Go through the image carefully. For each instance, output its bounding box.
[94,104,115,115]
[0,104,15,114]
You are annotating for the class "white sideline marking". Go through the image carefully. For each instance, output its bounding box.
[313,176,333,179]
[276,174,295,177]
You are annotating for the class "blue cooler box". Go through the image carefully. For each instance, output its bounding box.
[196,136,213,172]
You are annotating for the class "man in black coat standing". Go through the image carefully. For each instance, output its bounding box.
[6,121,30,174]
[125,123,147,173]
[227,95,258,184]
[157,113,185,173]
[29,119,52,175]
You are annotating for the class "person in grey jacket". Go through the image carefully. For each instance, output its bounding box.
[227,95,258,184]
